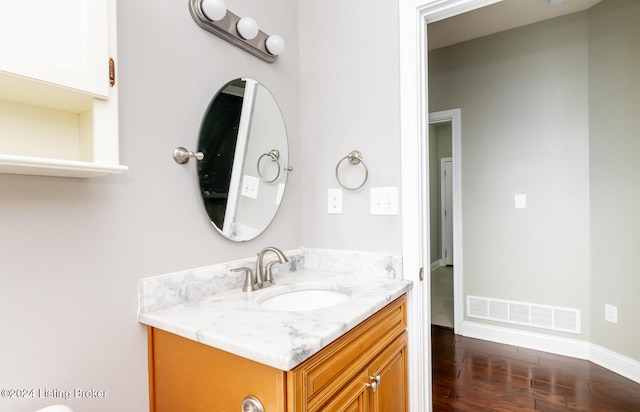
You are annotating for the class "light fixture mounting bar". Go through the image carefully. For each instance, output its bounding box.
[188,0,277,63]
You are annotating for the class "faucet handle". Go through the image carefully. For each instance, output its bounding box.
[264,261,280,285]
[232,267,257,292]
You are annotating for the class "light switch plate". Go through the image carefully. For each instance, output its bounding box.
[515,194,527,209]
[241,175,259,199]
[371,187,399,215]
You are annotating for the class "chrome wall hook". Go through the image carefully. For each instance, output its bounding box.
[173,147,204,164]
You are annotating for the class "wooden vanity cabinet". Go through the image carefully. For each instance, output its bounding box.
[300,333,408,412]
[288,295,408,412]
[147,294,407,411]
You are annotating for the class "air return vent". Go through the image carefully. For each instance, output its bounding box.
[467,295,580,334]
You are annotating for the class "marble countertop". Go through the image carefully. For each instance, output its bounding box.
[138,269,412,370]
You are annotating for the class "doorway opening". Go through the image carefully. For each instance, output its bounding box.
[399,2,500,411]
[429,121,453,328]
[428,109,462,333]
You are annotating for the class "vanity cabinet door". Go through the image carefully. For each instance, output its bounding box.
[315,370,370,412]
[288,295,407,412]
[319,331,408,412]
[368,331,408,412]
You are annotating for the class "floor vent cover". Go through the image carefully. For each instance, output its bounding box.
[467,295,580,334]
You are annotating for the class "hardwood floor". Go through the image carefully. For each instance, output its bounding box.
[431,326,640,411]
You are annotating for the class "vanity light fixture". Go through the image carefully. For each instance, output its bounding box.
[265,35,285,56]
[236,16,259,40]
[200,0,226,21]
[188,0,285,63]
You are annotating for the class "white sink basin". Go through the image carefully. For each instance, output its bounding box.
[258,283,351,311]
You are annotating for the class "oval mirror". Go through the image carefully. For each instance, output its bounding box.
[197,78,289,241]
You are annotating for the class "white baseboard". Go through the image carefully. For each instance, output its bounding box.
[590,343,640,385]
[461,321,640,384]
[430,260,443,271]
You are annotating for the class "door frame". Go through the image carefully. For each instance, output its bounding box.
[440,156,453,266]
[399,1,501,411]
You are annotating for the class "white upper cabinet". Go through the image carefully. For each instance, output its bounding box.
[0,0,109,97]
[0,0,127,178]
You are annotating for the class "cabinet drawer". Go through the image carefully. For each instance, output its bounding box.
[288,294,407,411]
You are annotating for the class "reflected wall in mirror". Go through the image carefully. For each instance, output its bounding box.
[197,78,289,241]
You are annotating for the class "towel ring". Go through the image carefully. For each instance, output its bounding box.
[257,149,282,183]
[335,150,368,191]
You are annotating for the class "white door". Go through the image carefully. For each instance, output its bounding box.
[441,158,453,265]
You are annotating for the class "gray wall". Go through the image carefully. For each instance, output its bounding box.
[0,0,405,410]
[430,12,592,337]
[0,1,301,411]
[588,0,640,360]
[298,0,402,252]
[429,1,640,361]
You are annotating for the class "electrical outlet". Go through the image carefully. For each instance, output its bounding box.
[328,188,342,214]
[605,304,618,323]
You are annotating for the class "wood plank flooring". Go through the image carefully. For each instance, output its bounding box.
[431,326,640,411]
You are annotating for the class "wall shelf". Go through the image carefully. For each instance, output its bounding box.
[0,154,128,178]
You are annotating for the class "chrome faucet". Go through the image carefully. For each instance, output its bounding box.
[256,247,289,288]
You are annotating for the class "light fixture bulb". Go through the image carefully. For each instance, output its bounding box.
[201,0,226,22]
[265,35,285,56]
[236,17,259,40]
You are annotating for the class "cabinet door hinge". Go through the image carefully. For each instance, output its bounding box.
[109,58,116,87]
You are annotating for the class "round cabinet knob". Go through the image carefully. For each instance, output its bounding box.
[241,395,264,412]
[366,375,382,393]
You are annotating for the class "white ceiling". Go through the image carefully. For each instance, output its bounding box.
[427,0,602,50]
